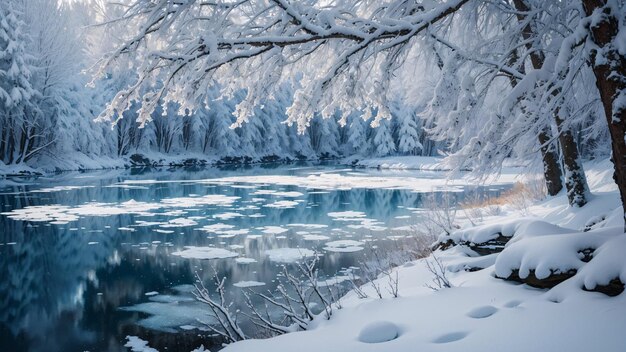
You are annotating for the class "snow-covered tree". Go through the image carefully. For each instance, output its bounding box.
[346,113,368,156]
[395,108,423,155]
[310,116,341,158]
[0,1,40,164]
[372,118,396,157]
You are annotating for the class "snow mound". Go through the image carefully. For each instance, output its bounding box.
[447,253,498,273]
[495,227,618,281]
[438,219,524,246]
[357,321,399,343]
[549,234,626,298]
[438,219,578,257]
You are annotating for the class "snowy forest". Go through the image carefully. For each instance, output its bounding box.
[0,0,445,171]
[1,0,626,352]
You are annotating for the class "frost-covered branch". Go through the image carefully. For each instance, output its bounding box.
[96,0,469,131]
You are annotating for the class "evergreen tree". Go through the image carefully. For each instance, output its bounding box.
[397,112,423,155]
[372,119,396,157]
[347,114,367,155]
[0,2,39,164]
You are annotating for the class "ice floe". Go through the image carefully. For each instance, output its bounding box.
[171,246,238,260]
[264,248,316,262]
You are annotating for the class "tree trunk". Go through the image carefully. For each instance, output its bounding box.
[513,0,589,206]
[537,128,564,196]
[555,114,590,207]
[582,0,626,229]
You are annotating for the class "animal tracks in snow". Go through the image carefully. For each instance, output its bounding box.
[432,331,468,344]
[503,300,523,308]
[466,305,499,319]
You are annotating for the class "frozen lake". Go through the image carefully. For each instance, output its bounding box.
[0,163,514,351]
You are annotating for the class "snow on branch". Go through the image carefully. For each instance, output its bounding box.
[95,0,468,131]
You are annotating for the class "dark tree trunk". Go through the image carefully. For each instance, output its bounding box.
[537,128,564,196]
[513,0,589,206]
[555,114,590,207]
[506,0,564,196]
[582,0,626,229]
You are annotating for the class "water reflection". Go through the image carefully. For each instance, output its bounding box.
[0,163,511,351]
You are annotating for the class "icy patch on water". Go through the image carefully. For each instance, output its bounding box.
[30,185,95,193]
[200,173,509,193]
[216,229,249,236]
[213,212,244,220]
[287,223,329,229]
[346,219,387,231]
[120,301,214,333]
[2,194,239,224]
[264,200,300,209]
[171,246,238,260]
[235,257,257,264]
[264,248,316,262]
[199,223,235,233]
[160,218,198,228]
[317,274,357,287]
[233,280,266,288]
[125,336,158,352]
[251,190,304,197]
[327,211,367,219]
[302,234,331,241]
[261,226,289,235]
[324,240,365,253]
[154,229,174,234]
[160,194,240,207]
[105,184,150,190]
[1,205,78,222]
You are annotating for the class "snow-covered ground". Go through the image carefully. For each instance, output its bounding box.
[349,155,527,172]
[347,155,450,170]
[215,159,626,352]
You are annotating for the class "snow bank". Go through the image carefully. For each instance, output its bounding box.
[349,156,449,171]
[494,228,617,281]
[357,321,400,343]
[220,159,626,352]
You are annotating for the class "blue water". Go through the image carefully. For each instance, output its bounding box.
[0,163,510,351]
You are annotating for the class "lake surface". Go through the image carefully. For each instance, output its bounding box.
[0,163,514,352]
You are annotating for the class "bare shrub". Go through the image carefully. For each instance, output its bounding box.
[193,270,247,343]
[194,254,341,344]
[421,192,459,236]
[354,233,435,299]
[424,254,452,291]
[460,179,547,217]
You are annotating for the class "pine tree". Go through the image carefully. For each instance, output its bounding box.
[372,118,396,157]
[313,117,340,158]
[0,2,39,164]
[347,114,367,155]
[397,112,423,155]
